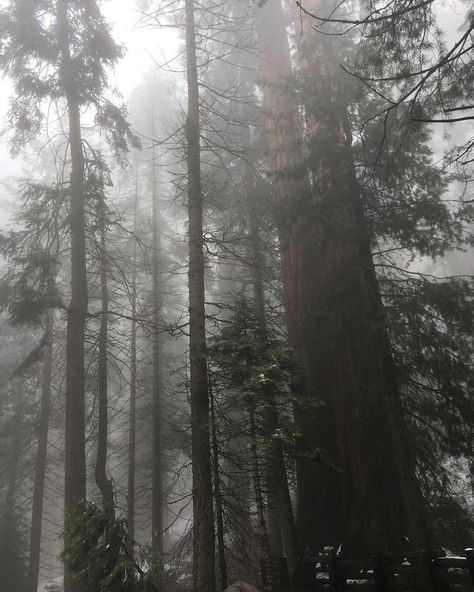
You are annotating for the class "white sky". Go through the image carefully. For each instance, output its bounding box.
[0,0,180,226]
[101,1,180,96]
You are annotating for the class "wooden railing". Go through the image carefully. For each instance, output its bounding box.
[293,549,474,591]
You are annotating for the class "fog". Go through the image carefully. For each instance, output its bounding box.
[0,1,472,592]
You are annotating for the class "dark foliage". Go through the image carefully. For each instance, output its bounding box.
[0,0,139,156]
[63,501,159,592]
[0,509,29,592]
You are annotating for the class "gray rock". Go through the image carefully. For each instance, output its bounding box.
[224,582,260,592]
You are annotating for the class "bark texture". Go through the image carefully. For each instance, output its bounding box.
[57,2,88,589]
[258,0,429,556]
[185,0,216,589]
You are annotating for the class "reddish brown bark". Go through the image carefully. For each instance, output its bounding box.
[257,0,429,557]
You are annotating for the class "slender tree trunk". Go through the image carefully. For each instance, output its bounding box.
[95,200,114,517]
[57,1,88,590]
[184,1,216,589]
[258,0,430,556]
[266,451,283,559]
[128,174,138,555]
[1,380,27,591]
[6,381,25,519]
[28,311,54,592]
[209,381,228,591]
[248,403,273,592]
[244,136,284,560]
[245,163,298,579]
[150,142,164,563]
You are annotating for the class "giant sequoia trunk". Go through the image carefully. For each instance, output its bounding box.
[28,311,54,592]
[258,0,429,556]
[57,1,88,589]
[184,0,216,589]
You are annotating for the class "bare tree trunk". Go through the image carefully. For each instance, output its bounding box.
[6,380,24,519]
[184,0,216,589]
[57,2,88,590]
[209,381,228,591]
[28,311,54,592]
[150,141,164,563]
[95,200,114,517]
[248,404,273,592]
[128,174,138,555]
[266,467,283,559]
